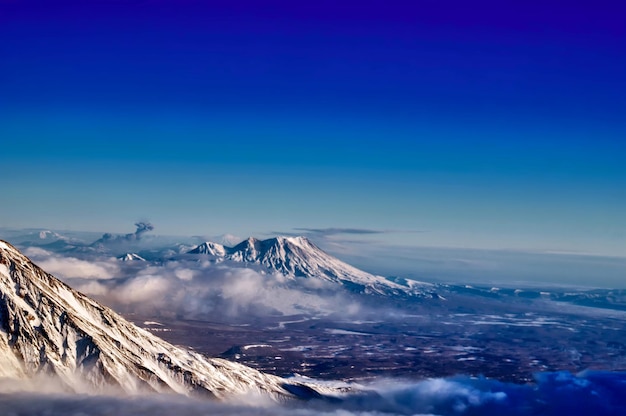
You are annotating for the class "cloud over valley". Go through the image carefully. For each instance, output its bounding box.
[1,371,625,416]
[24,248,364,321]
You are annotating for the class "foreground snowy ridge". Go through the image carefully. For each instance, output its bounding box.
[0,240,326,400]
[190,236,432,296]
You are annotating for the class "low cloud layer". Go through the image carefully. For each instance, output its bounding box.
[24,247,120,280]
[338,371,626,415]
[93,262,363,319]
[1,371,625,416]
[24,248,363,320]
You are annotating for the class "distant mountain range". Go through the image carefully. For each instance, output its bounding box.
[189,236,432,297]
[1,226,435,298]
[0,240,326,400]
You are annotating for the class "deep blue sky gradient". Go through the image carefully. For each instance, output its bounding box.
[1,1,625,259]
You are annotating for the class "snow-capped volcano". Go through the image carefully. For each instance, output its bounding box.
[189,241,228,257]
[117,252,146,261]
[189,236,431,296]
[0,240,321,399]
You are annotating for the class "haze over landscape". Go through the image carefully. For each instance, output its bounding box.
[1,1,625,415]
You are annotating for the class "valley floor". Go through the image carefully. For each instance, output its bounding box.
[129,289,626,384]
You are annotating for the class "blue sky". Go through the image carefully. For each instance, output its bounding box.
[1,1,625,261]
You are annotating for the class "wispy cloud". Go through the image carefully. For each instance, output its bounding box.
[24,248,120,280]
[294,227,386,236]
[291,227,428,237]
[47,257,365,320]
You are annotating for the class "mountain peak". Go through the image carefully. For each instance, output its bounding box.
[272,235,311,246]
[189,241,227,256]
[230,237,263,262]
[188,236,430,296]
[117,253,146,261]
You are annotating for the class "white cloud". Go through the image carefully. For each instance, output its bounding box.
[1,370,625,416]
[73,280,109,296]
[175,268,196,281]
[48,255,365,320]
[23,247,53,257]
[115,275,172,304]
[26,250,120,280]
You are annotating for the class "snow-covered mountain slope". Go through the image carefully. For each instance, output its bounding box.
[189,241,228,257]
[117,253,147,262]
[0,240,321,399]
[189,236,432,296]
[0,229,84,251]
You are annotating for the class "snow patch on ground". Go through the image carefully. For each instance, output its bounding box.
[325,329,373,336]
[242,344,272,350]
